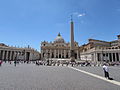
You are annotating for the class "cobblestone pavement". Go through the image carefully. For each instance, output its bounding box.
[0,63,120,90]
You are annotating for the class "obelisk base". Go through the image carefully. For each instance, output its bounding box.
[70,50,75,62]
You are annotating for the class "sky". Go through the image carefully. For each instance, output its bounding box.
[0,0,120,51]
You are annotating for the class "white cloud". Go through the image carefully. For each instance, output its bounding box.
[71,12,86,17]
[78,13,86,17]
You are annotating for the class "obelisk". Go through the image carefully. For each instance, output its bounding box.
[70,15,75,62]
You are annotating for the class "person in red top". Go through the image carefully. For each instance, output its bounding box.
[0,60,3,66]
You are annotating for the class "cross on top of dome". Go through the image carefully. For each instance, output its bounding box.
[58,32,61,36]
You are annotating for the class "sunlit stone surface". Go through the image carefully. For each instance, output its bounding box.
[0,62,120,90]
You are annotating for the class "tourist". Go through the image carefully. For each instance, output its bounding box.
[0,60,3,66]
[102,63,113,80]
[57,61,60,66]
[14,60,17,66]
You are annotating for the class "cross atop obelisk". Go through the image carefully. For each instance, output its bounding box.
[70,15,75,62]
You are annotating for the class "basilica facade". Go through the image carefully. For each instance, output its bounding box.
[41,33,80,60]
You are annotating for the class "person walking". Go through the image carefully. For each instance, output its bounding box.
[103,63,113,80]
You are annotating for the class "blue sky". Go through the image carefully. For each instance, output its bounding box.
[0,0,120,51]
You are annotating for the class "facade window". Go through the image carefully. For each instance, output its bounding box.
[59,54,61,58]
[103,53,105,56]
[66,54,68,58]
[52,53,54,58]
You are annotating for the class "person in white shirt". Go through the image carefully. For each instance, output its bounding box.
[103,63,109,79]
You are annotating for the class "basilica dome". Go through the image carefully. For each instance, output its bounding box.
[54,33,65,43]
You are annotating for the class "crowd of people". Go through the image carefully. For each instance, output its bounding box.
[0,60,92,67]
[35,60,120,67]
[35,60,92,67]
[0,59,120,67]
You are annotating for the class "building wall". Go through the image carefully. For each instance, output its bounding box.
[40,35,120,63]
[79,35,120,64]
[41,41,80,60]
[80,47,120,64]
[0,44,40,61]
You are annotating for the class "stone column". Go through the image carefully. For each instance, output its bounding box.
[111,53,114,62]
[64,50,66,58]
[61,50,63,58]
[115,53,117,62]
[93,53,96,62]
[41,50,43,59]
[59,49,60,58]
[69,50,70,58]
[58,50,59,58]
[108,53,110,61]
[94,53,96,62]
[54,49,56,58]
[2,51,5,60]
[9,51,11,60]
[119,53,120,61]
[94,52,98,64]
[77,50,79,59]
[6,51,8,60]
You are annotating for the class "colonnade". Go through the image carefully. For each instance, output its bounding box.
[93,51,120,62]
[0,50,27,60]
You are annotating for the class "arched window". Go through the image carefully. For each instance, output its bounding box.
[66,54,68,58]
